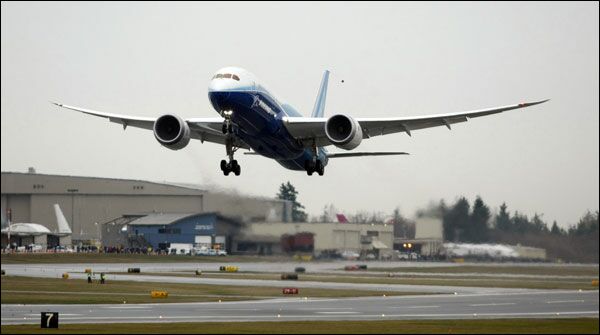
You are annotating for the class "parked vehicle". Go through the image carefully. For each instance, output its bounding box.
[27,244,43,252]
[54,246,74,253]
[341,250,360,260]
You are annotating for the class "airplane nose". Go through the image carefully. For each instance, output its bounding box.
[209,91,231,111]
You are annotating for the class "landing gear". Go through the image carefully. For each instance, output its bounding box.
[221,122,233,134]
[221,159,240,176]
[304,139,325,176]
[304,159,324,176]
[221,110,234,134]
[220,136,241,176]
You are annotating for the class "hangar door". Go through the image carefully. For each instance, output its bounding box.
[195,235,211,247]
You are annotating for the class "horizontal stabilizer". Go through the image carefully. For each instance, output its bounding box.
[327,152,409,158]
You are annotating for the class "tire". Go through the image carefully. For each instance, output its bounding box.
[315,160,324,176]
[223,169,230,176]
[220,160,227,171]
[222,124,227,134]
[234,164,241,176]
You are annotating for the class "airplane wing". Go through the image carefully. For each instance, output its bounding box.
[282,99,549,147]
[53,103,249,148]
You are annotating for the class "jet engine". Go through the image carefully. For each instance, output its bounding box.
[324,114,363,150]
[153,114,191,150]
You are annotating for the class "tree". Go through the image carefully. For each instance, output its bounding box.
[469,196,491,243]
[495,203,512,231]
[443,197,470,242]
[392,207,414,238]
[276,182,307,222]
[550,221,563,235]
[569,210,599,236]
[531,213,549,233]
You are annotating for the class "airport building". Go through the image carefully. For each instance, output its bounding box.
[394,217,444,258]
[1,171,291,247]
[101,212,245,253]
[101,212,394,258]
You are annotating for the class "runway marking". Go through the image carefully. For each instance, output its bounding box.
[546,300,584,304]
[298,307,354,311]
[102,306,152,309]
[392,306,440,309]
[470,303,516,307]
[315,311,361,314]
[26,313,81,316]
[3,311,598,323]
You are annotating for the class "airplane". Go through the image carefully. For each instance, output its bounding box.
[1,204,71,242]
[53,67,548,176]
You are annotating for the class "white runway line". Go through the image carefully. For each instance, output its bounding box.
[546,300,585,304]
[470,303,516,307]
[316,311,361,314]
[393,306,440,309]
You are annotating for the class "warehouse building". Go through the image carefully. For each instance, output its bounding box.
[100,213,394,258]
[1,171,291,246]
[236,222,394,258]
[101,212,244,253]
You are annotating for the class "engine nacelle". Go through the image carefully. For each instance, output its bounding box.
[153,114,191,150]
[324,114,363,150]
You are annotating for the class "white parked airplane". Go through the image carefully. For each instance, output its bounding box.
[54,67,548,176]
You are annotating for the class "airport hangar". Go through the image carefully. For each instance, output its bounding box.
[1,171,393,256]
[1,171,291,248]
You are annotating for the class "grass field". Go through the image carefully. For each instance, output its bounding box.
[112,270,599,290]
[1,319,598,334]
[0,276,423,304]
[0,253,291,264]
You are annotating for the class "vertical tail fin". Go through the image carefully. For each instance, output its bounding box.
[311,70,330,118]
[336,214,349,223]
[54,204,72,234]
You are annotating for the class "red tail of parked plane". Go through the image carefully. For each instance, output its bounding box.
[336,214,349,223]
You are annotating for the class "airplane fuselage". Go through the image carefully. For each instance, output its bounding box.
[208,67,328,171]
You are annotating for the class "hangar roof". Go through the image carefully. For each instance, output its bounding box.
[128,213,198,226]
[1,172,205,196]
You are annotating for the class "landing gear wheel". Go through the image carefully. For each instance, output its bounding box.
[233,163,241,176]
[222,124,227,134]
[305,160,315,176]
[315,160,324,176]
[220,160,227,171]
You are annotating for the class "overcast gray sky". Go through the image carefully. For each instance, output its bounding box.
[1,2,598,228]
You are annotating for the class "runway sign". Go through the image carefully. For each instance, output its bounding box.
[151,291,169,298]
[41,312,58,328]
[282,288,299,294]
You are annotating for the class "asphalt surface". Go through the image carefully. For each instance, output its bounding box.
[2,290,598,325]
[1,261,598,325]
[0,263,546,294]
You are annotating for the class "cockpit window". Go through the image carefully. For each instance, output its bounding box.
[212,73,240,81]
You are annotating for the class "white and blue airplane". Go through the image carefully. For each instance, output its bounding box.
[54,67,547,176]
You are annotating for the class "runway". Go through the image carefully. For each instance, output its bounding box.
[0,263,552,295]
[2,290,597,325]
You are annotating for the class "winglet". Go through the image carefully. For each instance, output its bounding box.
[519,99,550,108]
[311,70,330,118]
